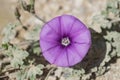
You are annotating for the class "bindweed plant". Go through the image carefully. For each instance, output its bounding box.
[0,0,120,80]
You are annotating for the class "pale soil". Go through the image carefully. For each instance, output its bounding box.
[96,59,120,80]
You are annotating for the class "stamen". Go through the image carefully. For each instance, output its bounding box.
[61,37,70,46]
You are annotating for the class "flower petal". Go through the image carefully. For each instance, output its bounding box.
[47,17,61,35]
[72,43,90,58]
[40,24,60,41]
[67,46,83,66]
[69,19,87,35]
[43,46,63,64]
[60,15,76,36]
[71,29,91,44]
[54,48,69,67]
[40,39,59,52]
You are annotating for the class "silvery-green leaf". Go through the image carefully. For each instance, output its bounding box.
[96,67,106,76]
[2,23,17,44]
[4,45,29,68]
[33,47,41,55]
[27,65,43,80]
[24,25,41,41]
[36,64,44,69]
[62,68,73,78]
[15,70,27,80]
[91,67,98,72]
[81,73,91,80]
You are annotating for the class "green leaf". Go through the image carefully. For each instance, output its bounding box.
[11,48,29,68]
[112,32,120,57]
[92,15,112,29]
[96,67,106,76]
[15,70,28,80]
[2,43,9,50]
[104,31,120,57]
[2,23,17,44]
[33,47,41,55]
[27,64,44,80]
[62,68,85,80]
[3,45,29,68]
[24,25,41,41]
[72,69,85,76]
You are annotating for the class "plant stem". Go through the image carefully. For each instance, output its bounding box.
[32,13,46,23]
[19,0,46,23]
[44,66,56,80]
[111,18,120,23]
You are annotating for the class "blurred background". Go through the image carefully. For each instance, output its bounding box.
[0,0,107,32]
[0,0,120,80]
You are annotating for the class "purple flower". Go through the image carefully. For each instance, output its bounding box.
[39,15,91,67]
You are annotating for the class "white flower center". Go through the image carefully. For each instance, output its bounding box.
[61,37,70,46]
